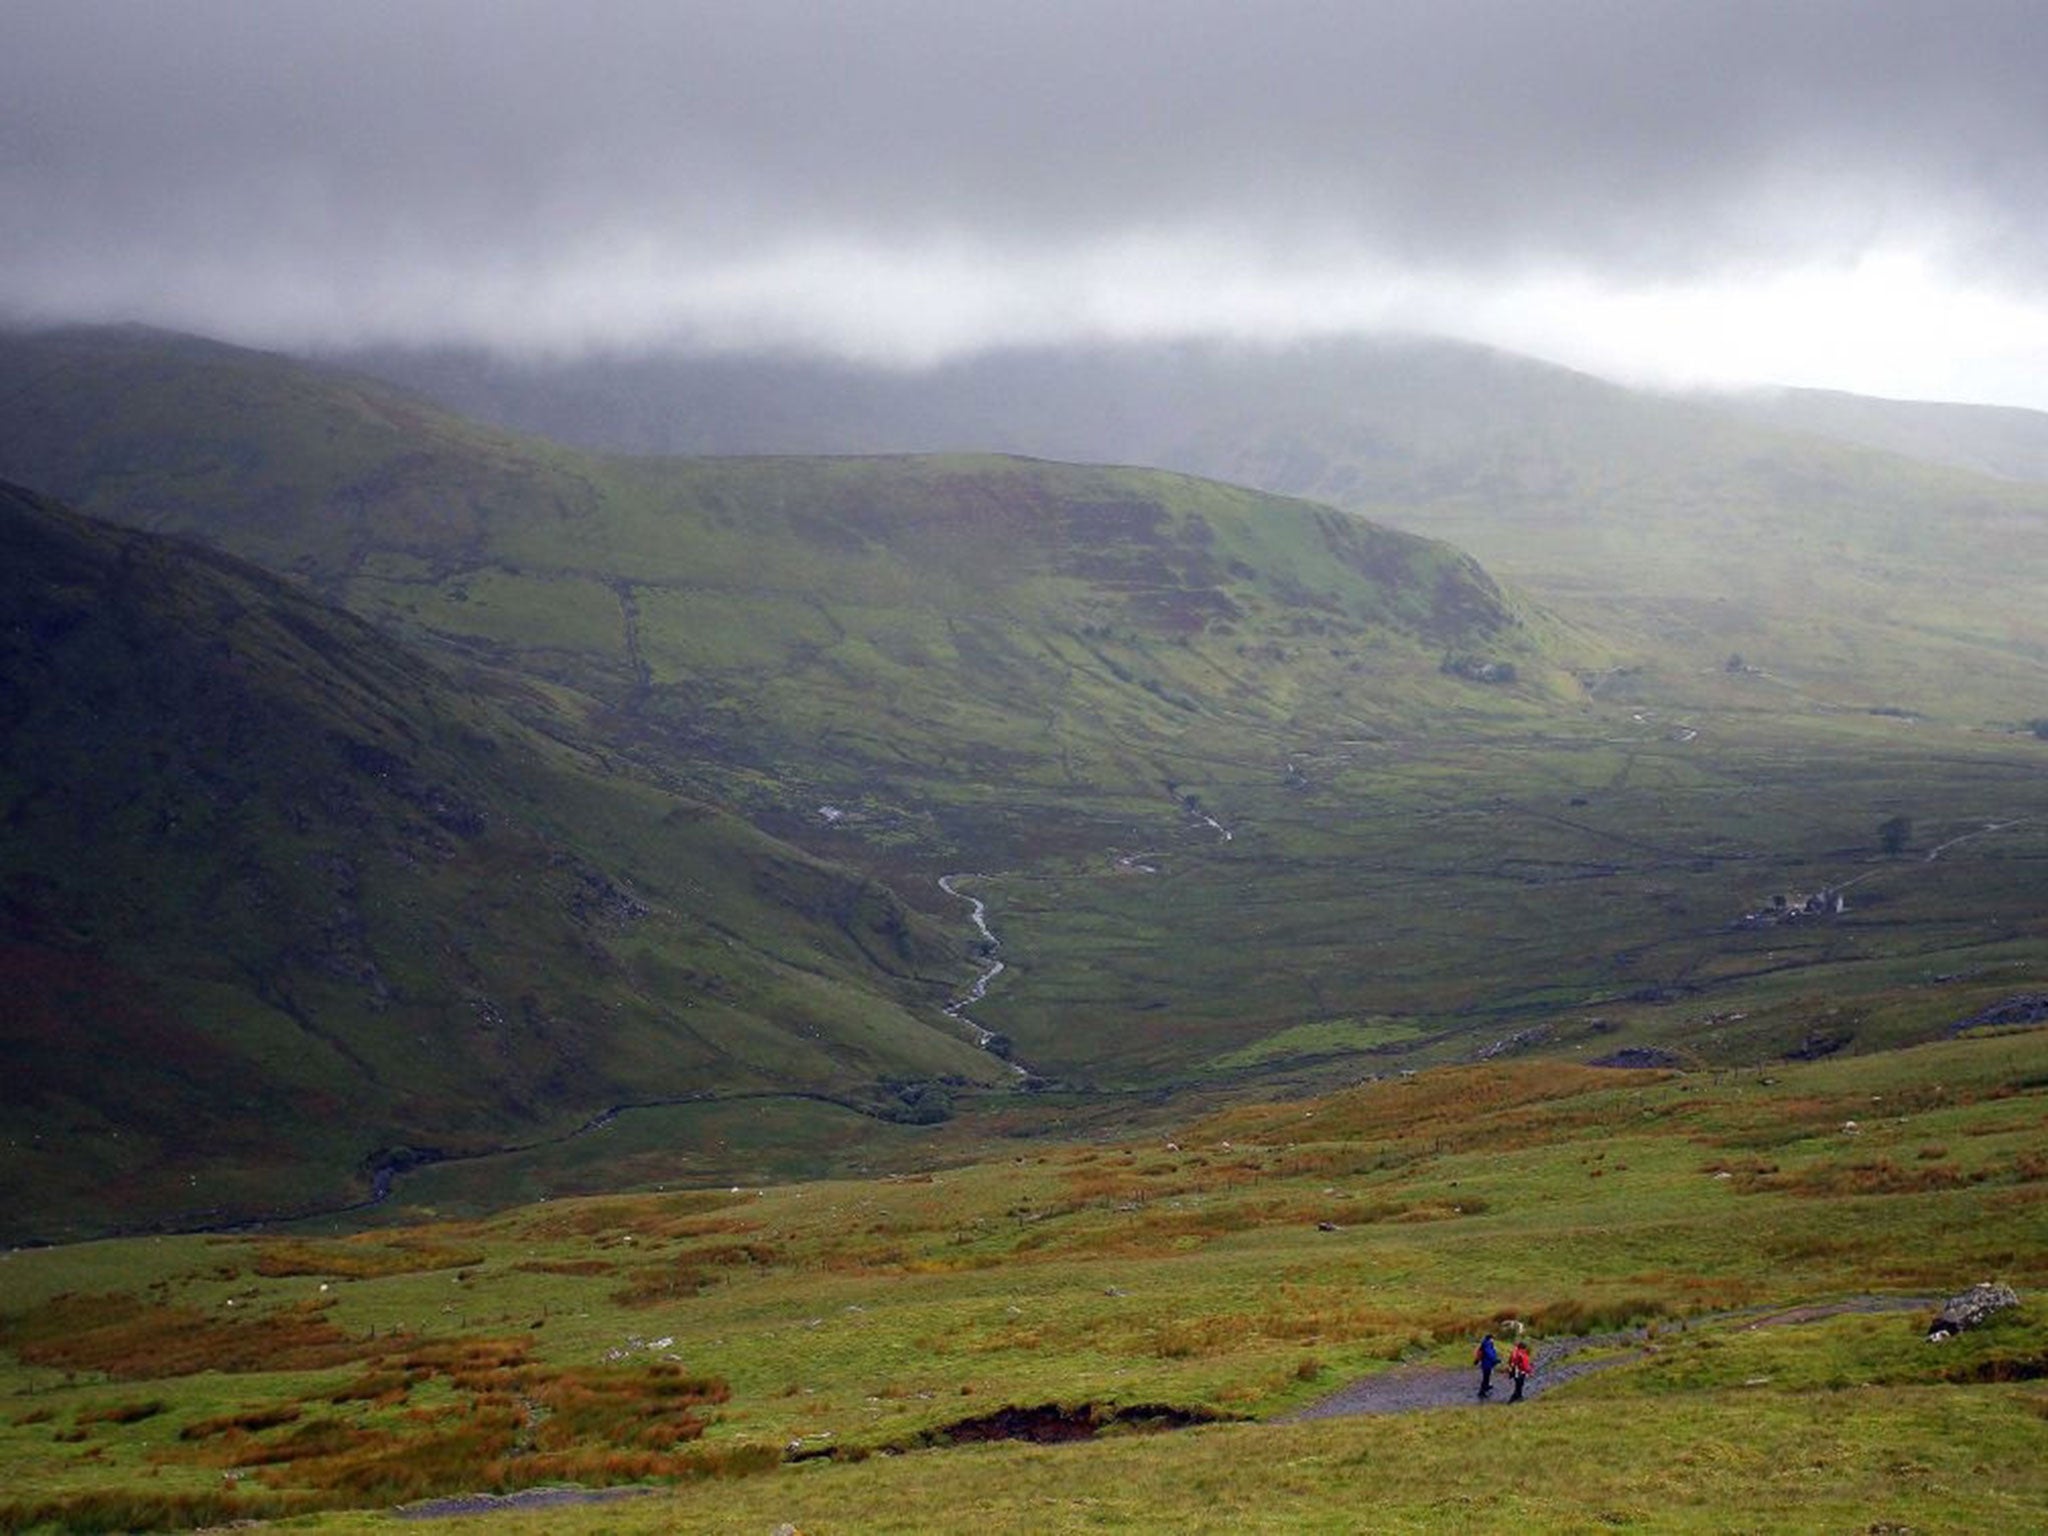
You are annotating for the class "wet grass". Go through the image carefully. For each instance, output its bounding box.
[2,1031,2043,1530]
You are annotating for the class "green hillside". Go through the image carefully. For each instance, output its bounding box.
[0,328,1549,821]
[0,1033,2042,1531]
[0,482,1000,1242]
[340,335,2048,720]
[6,327,2048,1233]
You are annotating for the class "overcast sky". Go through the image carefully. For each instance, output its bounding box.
[8,0,2048,406]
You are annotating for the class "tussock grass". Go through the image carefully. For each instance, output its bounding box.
[179,1404,302,1440]
[0,1486,311,1535]
[71,1400,165,1427]
[252,1233,487,1279]
[0,1292,372,1379]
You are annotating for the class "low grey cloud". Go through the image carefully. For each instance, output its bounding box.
[6,1,2048,400]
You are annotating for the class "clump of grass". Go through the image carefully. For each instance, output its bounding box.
[611,1240,780,1306]
[1147,1314,1256,1360]
[511,1257,618,1277]
[1494,1295,1675,1335]
[396,1336,535,1391]
[180,1405,302,1441]
[1735,1158,1979,1197]
[526,1361,730,1453]
[327,1368,410,1406]
[514,1191,746,1243]
[610,1266,713,1305]
[0,1486,308,1535]
[73,1399,167,1427]
[228,1416,375,1468]
[1619,1271,1760,1310]
[247,1405,521,1502]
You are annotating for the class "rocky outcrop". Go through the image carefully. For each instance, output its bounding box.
[1927,1282,2020,1339]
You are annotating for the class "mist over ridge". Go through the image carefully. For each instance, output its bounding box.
[11,2,2048,405]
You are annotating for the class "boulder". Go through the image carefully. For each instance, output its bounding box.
[1927,1282,2020,1340]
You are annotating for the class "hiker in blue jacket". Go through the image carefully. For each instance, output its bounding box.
[1474,1332,1499,1398]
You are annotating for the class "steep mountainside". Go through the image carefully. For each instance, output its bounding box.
[0,481,997,1241]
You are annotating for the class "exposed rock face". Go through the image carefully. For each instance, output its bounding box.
[1928,1282,2020,1339]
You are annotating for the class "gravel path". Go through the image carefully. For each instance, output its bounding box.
[1278,1294,1936,1423]
[1278,1335,1625,1421]
[394,1486,654,1520]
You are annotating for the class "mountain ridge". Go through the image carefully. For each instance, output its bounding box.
[0,326,1563,821]
[325,332,2048,717]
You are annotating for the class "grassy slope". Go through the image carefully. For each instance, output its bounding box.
[0,331,1546,800]
[0,1031,2041,1531]
[0,482,999,1242]
[0,337,2039,1527]
[340,335,2048,722]
[1719,383,2048,484]
[5,326,2048,1214]
[1019,347,2048,724]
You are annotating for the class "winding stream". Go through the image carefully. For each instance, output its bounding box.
[939,873,1028,1075]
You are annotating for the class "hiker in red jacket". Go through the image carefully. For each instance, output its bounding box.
[1506,1339,1534,1401]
